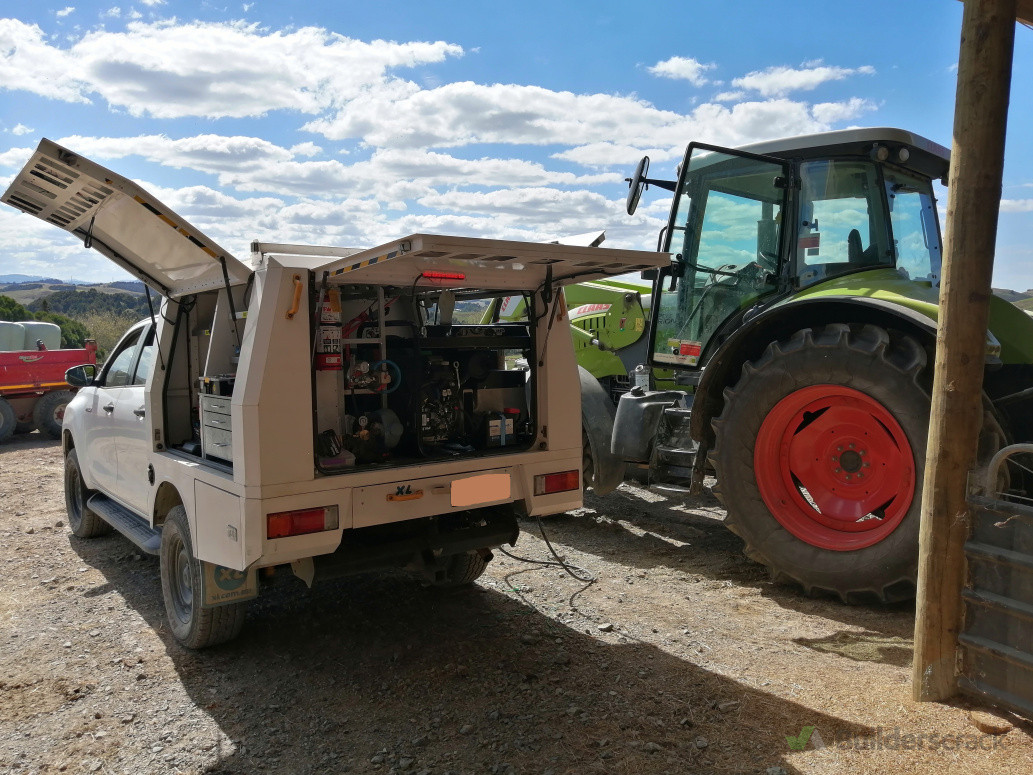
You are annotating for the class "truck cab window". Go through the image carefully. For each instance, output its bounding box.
[100,328,143,388]
[131,327,156,386]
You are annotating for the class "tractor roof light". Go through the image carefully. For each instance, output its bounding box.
[870,144,890,162]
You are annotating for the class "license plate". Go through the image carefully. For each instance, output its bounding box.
[451,473,511,508]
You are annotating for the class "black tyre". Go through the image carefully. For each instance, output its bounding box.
[160,505,246,649]
[0,398,15,443]
[711,324,930,603]
[34,390,74,440]
[14,419,37,434]
[582,427,594,488]
[435,550,489,586]
[64,448,112,538]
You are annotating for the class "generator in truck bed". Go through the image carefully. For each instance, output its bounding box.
[0,331,97,441]
[1,138,666,648]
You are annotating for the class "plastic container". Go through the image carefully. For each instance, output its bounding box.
[21,321,61,351]
[0,321,23,352]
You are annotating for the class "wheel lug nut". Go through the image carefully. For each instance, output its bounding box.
[837,446,843,452]
[849,443,855,449]
[834,468,841,473]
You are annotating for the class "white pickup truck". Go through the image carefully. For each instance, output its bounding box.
[1,139,666,648]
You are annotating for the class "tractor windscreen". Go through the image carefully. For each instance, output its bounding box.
[653,148,787,368]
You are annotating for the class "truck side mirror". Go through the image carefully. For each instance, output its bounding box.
[626,156,650,215]
[65,364,97,387]
[640,268,658,281]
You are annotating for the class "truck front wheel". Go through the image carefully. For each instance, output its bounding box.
[160,506,245,649]
[65,449,112,538]
[711,324,930,603]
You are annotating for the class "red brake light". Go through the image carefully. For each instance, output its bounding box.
[534,470,580,496]
[421,271,466,281]
[267,506,339,539]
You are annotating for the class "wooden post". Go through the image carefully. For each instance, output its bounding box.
[912,0,1016,702]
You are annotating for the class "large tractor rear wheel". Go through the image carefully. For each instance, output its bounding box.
[711,324,931,603]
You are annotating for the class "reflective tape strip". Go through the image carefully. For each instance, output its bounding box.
[331,250,399,276]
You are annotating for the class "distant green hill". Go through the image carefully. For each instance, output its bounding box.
[1014,297,1033,311]
[0,279,144,307]
[28,287,149,319]
[0,281,148,355]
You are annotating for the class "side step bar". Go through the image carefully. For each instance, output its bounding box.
[88,494,162,555]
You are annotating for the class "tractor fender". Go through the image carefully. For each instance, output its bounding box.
[690,295,938,443]
[579,365,625,495]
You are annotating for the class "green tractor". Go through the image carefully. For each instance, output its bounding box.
[611,127,1033,602]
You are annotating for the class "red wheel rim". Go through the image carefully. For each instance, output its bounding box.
[754,385,915,551]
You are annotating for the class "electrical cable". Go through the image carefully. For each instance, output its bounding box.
[498,515,595,584]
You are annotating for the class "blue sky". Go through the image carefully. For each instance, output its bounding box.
[3,1,1033,289]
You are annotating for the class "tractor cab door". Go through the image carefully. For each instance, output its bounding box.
[649,144,790,372]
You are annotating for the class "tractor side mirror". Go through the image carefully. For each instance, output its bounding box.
[626,156,650,215]
[65,364,97,387]
[640,268,658,281]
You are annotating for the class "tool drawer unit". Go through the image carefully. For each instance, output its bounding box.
[200,394,233,463]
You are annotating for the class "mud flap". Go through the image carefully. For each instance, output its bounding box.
[579,366,625,495]
[200,561,259,608]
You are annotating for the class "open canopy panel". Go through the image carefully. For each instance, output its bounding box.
[1,139,250,298]
[281,234,669,292]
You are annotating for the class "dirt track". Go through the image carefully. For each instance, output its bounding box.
[1,433,1031,775]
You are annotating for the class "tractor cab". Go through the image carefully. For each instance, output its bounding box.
[629,128,950,373]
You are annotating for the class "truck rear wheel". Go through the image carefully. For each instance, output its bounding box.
[64,449,112,538]
[34,390,74,440]
[435,550,489,586]
[711,324,929,603]
[160,506,245,649]
[0,398,15,443]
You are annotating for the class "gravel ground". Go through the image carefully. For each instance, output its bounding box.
[1,433,1031,775]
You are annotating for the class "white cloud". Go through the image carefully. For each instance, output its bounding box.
[733,63,876,97]
[0,20,89,103]
[290,142,323,158]
[0,146,31,169]
[56,7,75,17]
[0,20,463,119]
[141,0,166,5]
[1000,199,1033,212]
[551,142,680,168]
[713,91,745,103]
[648,56,715,86]
[810,97,876,125]
[10,124,33,136]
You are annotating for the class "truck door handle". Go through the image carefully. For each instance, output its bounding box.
[133,407,146,418]
[103,403,115,414]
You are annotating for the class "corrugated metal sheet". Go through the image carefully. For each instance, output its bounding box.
[962,443,1033,719]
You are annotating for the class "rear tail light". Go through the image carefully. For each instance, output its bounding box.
[534,470,580,496]
[267,506,339,539]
